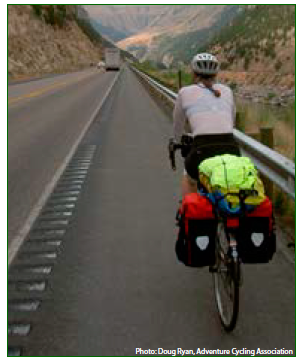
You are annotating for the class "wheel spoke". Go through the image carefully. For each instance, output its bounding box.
[213,223,240,331]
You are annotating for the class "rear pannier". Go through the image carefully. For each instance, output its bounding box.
[237,197,276,263]
[176,193,217,267]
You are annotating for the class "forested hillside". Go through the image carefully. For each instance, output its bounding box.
[207,5,295,86]
[151,5,242,66]
[8,5,105,79]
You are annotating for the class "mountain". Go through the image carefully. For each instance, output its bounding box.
[208,5,295,72]
[75,7,136,61]
[90,19,129,43]
[207,5,295,88]
[143,5,243,66]
[84,5,167,41]
[8,5,104,79]
[84,4,295,89]
[8,5,135,80]
[83,5,243,66]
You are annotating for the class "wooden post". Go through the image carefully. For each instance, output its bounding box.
[260,126,274,199]
[235,112,244,131]
[260,126,274,149]
[247,132,260,141]
[178,70,182,91]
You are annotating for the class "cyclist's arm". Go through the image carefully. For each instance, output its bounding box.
[173,91,186,143]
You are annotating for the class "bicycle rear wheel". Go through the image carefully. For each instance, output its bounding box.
[213,224,240,331]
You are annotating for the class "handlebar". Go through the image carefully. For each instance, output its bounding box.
[168,139,182,170]
[168,135,194,170]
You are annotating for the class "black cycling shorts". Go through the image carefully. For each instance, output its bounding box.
[184,133,240,181]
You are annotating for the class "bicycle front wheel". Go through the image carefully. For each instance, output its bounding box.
[213,224,240,332]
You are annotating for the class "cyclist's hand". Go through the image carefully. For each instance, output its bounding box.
[168,138,175,153]
[168,138,176,170]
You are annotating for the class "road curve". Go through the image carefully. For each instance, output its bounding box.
[8,67,295,356]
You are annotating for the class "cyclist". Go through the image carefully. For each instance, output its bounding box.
[171,53,240,197]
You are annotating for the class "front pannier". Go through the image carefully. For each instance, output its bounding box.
[176,193,217,267]
[237,197,276,263]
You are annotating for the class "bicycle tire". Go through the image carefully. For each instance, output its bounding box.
[213,225,240,332]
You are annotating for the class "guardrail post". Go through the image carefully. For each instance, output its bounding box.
[178,70,182,91]
[247,132,260,141]
[260,126,274,199]
[235,112,244,131]
[260,126,274,149]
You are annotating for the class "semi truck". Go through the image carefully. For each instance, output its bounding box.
[104,48,121,71]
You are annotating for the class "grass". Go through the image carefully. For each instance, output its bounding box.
[237,101,295,160]
[134,62,193,91]
[273,188,295,240]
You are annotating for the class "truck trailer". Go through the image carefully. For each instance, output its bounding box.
[104,48,121,71]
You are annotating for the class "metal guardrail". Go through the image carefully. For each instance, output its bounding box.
[132,66,295,199]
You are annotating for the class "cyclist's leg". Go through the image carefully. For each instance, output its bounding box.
[182,147,201,197]
[182,170,197,197]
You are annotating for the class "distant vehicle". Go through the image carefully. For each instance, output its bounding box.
[104,48,121,71]
[97,61,105,69]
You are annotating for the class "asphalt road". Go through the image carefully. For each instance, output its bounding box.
[8,67,295,356]
[8,68,117,247]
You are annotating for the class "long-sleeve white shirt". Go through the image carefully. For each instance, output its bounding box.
[173,83,236,143]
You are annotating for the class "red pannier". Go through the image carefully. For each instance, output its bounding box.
[237,197,276,263]
[176,193,217,267]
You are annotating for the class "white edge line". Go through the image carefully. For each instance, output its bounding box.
[8,71,121,266]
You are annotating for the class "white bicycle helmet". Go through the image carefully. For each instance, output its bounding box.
[191,53,219,76]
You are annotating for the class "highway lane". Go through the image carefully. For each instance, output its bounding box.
[8,67,295,356]
[8,68,118,247]
[8,69,97,103]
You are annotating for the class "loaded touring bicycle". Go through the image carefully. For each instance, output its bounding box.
[169,135,276,331]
